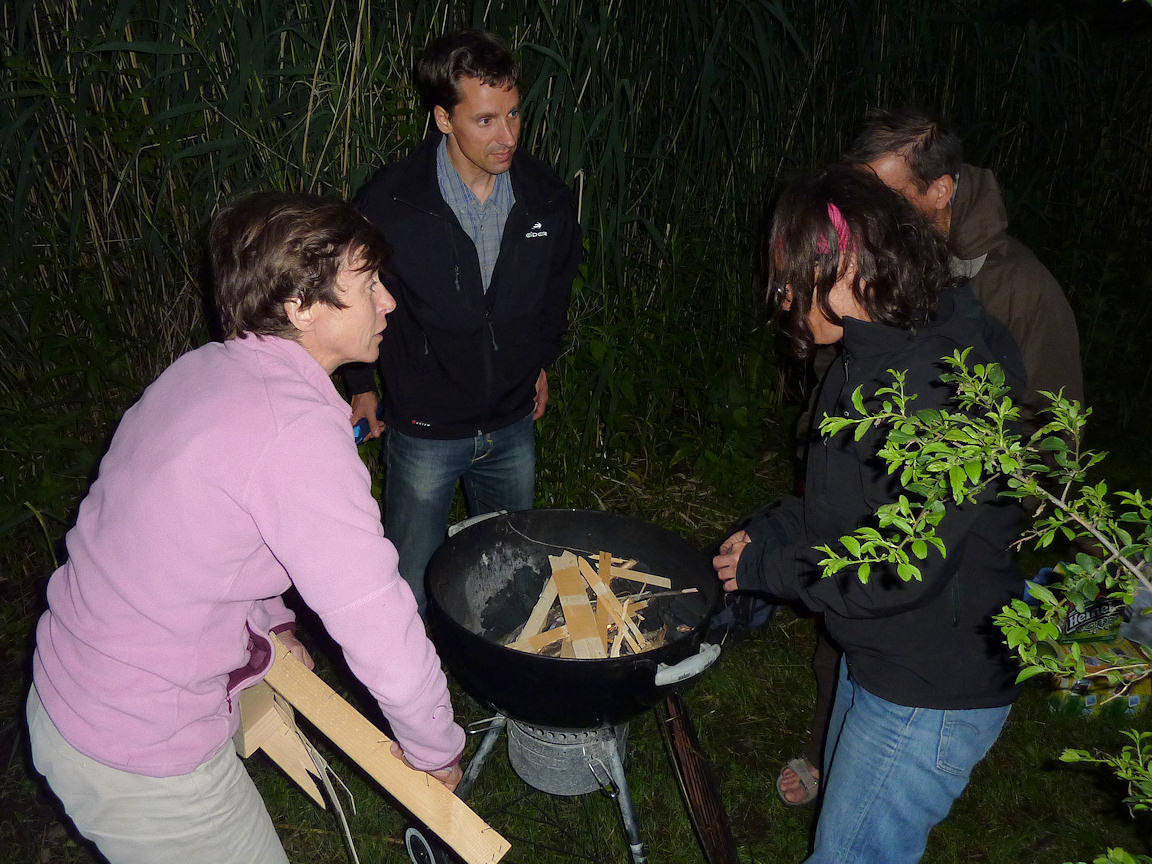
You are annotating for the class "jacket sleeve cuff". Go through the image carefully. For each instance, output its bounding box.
[341,361,377,396]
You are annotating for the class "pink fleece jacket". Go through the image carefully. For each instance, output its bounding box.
[33,335,465,777]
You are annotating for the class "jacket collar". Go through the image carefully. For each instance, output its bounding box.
[391,131,563,215]
[840,286,971,360]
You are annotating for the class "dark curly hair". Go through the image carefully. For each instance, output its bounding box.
[414,29,519,115]
[767,165,955,361]
[209,191,389,340]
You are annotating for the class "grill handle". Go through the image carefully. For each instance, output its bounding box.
[447,510,507,538]
[654,642,721,687]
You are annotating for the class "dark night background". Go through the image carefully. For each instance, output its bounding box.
[2,1,1151,861]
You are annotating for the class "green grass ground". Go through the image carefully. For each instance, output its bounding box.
[1,404,1148,864]
[6,610,1149,863]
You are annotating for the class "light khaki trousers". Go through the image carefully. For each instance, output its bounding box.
[27,685,290,864]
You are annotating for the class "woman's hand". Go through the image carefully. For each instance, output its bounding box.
[276,631,315,670]
[713,530,751,592]
[390,742,463,792]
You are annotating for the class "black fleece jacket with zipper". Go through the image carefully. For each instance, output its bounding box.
[736,285,1026,709]
[344,133,581,439]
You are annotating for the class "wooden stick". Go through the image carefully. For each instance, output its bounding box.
[549,552,606,658]
[263,636,510,864]
[506,625,569,653]
[593,550,616,646]
[609,626,624,658]
[609,565,672,589]
[577,556,647,653]
[518,575,558,641]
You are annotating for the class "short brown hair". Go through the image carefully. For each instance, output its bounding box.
[414,29,519,115]
[844,109,962,192]
[209,192,388,339]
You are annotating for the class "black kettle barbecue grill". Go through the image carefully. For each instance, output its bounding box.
[407,509,723,864]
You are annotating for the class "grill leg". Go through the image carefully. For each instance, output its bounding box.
[457,714,506,800]
[603,727,647,864]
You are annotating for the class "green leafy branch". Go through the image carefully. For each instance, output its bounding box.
[815,347,1152,857]
[816,348,1152,687]
[815,348,1026,587]
[814,348,1152,844]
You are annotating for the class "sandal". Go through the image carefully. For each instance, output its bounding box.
[776,757,820,807]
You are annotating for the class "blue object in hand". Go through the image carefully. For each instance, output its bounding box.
[352,403,384,445]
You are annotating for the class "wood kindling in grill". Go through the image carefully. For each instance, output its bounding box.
[577,555,648,654]
[549,551,607,658]
[504,548,685,658]
[608,565,672,589]
[517,572,558,641]
[506,624,569,653]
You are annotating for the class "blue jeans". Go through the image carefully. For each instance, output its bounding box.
[384,415,535,614]
[807,658,1011,864]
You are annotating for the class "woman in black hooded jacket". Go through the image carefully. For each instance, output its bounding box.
[713,165,1024,864]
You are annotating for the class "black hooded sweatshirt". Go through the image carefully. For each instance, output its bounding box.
[737,285,1025,709]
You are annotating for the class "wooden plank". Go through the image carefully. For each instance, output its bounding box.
[577,557,647,654]
[236,680,326,807]
[506,625,569,653]
[609,565,672,589]
[263,635,510,864]
[549,552,606,658]
[517,575,558,640]
[594,552,616,649]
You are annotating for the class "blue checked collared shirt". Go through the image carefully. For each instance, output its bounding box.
[436,136,515,293]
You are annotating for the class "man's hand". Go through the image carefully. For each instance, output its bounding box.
[350,391,385,440]
[532,369,549,420]
[389,742,463,793]
[276,631,315,670]
[713,530,751,593]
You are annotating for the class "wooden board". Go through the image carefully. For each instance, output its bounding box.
[235,680,326,807]
[577,556,647,653]
[549,551,606,658]
[609,564,672,589]
[262,635,510,864]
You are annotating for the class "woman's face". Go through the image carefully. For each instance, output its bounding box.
[294,250,397,373]
[784,256,870,345]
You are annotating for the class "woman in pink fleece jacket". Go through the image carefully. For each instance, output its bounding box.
[27,192,465,864]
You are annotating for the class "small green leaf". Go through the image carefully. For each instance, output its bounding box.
[948,465,965,500]
[963,459,982,483]
[1014,665,1050,684]
[896,563,920,582]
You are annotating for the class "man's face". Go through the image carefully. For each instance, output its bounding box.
[435,76,521,181]
[865,153,951,235]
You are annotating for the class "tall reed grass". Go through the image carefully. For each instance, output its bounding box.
[2,0,1150,587]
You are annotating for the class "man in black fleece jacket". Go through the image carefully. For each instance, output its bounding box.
[343,30,580,614]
